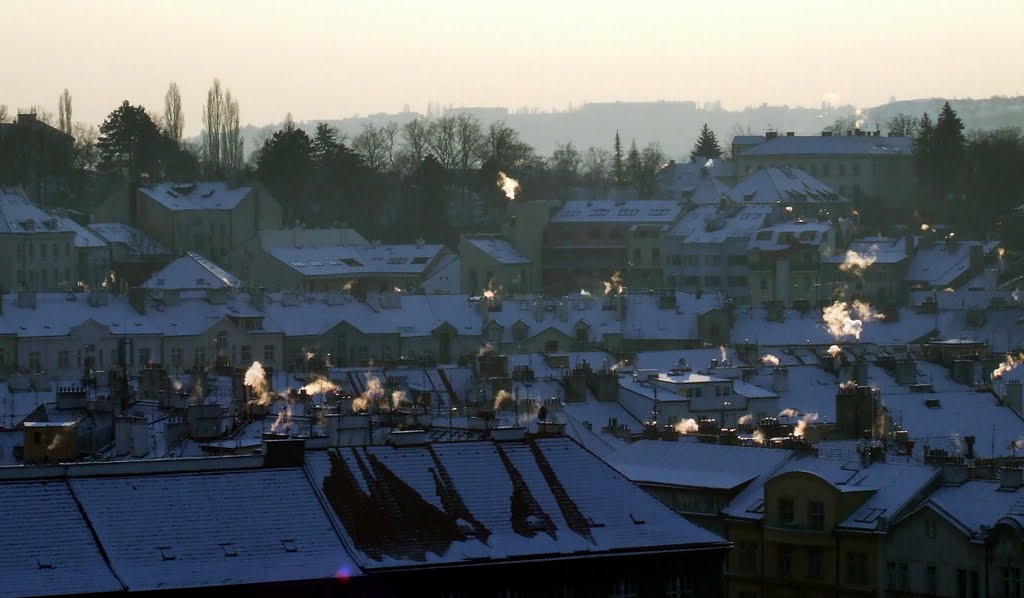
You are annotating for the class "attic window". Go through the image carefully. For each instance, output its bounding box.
[589,209,609,216]
[158,547,176,561]
[341,258,363,267]
[220,543,238,557]
[290,261,306,267]
[649,208,669,216]
[755,231,773,241]
[746,499,765,514]
[36,559,54,570]
[629,513,646,525]
[411,257,429,264]
[281,540,298,553]
[618,208,639,216]
[924,399,942,409]
[387,257,407,265]
[308,260,323,267]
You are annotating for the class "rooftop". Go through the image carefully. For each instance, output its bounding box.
[266,243,447,278]
[462,235,531,265]
[142,252,241,290]
[0,188,73,235]
[89,222,172,256]
[727,167,846,206]
[139,181,252,211]
[738,134,913,157]
[550,199,683,224]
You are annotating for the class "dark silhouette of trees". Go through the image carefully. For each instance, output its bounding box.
[255,119,315,222]
[690,123,722,161]
[886,113,919,137]
[163,82,184,145]
[58,89,72,136]
[612,131,624,184]
[96,101,165,179]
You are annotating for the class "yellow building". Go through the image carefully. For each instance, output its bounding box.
[723,453,939,598]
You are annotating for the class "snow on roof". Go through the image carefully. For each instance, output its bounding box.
[550,199,683,224]
[307,437,727,569]
[882,390,1024,459]
[732,307,936,347]
[936,309,1024,353]
[142,252,240,290]
[634,348,742,372]
[89,222,171,256]
[52,214,107,248]
[747,220,832,251]
[727,167,847,206]
[906,240,997,287]
[0,292,160,338]
[669,204,775,244]
[605,440,794,491]
[68,467,359,590]
[922,480,1024,535]
[0,188,73,235]
[724,453,938,531]
[463,235,531,265]
[738,134,913,157]
[139,181,252,211]
[655,161,734,204]
[746,364,838,419]
[0,480,124,597]
[259,228,369,249]
[823,236,909,265]
[265,243,446,277]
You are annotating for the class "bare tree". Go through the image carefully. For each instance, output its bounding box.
[398,118,429,174]
[352,123,390,171]
[0,104,8,123]
[221,90,243,172]
[582,146,611,187]
[380,121,400,173]
[57,89,72,136]
[478,122,534,169]
[886,113,920,137]
[31,106,55,126]
[426,115,460,170]
[202,79,224,169]
[550,142,582,178]
[71,122,98,170]
[164,82,184,144]
[454,114,483,172]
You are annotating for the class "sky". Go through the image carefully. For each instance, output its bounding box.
[4,0,1023,135]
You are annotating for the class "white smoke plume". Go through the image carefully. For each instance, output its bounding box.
[752,429,766,444]
[1014,288,1022,303]
[342,279,355,292]
[675,418,699,434]
[854,108,866,130]
[478,343,494,358]
[993,354,1024,380]
[390,390,408,410]
[603,271,625,295]
[827,344,842,357]
[579,289,591,297]
[839,380,858,390]
[839,247,878,275]
[738,413,754,426]
[1012,437,1024,451]
[760,354,780,366]
[704,158,715,169]
[245,361,276,407]
[47,432,65,452]
[794,413,819,437]
[719,345,729,364]
[779,408,799,418]
[998,247,1006,259]
[302,377,338,396]
[271,404,292,433]
[493,389,513,411]
[609,360,627,372]
[920,223,930,232]
[822,300,885,341]
[351,376,384,412]
[497,171,521,200]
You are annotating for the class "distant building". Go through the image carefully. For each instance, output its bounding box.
[96,181,283,259]
[654,159,736,202]
[822,236,911,306]
[88,221,174,287]
[725,166,850,219]
[747,220,837,308]
[0,187,78,291]
[459,234,533,294]
[734,131,915,205]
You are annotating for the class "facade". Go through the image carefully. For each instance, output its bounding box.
[459,234,533,294]
[747,220,837,308]
[822,236,911,307]
[725,166,851,220]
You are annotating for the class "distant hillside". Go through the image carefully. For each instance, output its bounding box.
[228,96,1024,163]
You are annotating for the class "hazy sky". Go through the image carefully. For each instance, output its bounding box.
[5,0,1023,135]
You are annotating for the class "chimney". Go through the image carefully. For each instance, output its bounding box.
[785,132,795,137]
[998,466,1023,491]
[821,131,833,137]
[772,366,790,393]
[128,287,147,315]
[853,361,870,386]
[964,435,975,459]
[765,131,778,140]
[262,438,305,467]
[1004,380,1023,414]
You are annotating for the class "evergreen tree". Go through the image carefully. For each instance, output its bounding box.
[612,130,624,184]
[311,122,341,168]
[690,123,722,161]
[932,101,966,198]
[96,100,164,179]
[255,124,315,222]
[626,140,641,188]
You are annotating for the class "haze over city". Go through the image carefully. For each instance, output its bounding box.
[6,0,1024,134]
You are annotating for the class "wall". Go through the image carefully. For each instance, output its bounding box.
[885,506,984,597]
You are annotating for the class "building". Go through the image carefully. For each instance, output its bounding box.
[723,454,940,598]
[905,236,998,292]
[0,112,75,202]
[0,187,78,291]
[747,220,836,308]
[734,131,915,205]
[822,236,911,306]
[654,159,735,203]
[89,221,174,287]
[724,166,850,219]
[543,199,684,292]
[665,203,778,302]
[52,214,111,289]
[97,181,283,259]
[459,234,533,294]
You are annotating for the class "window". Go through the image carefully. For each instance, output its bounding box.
[705,255,720,266]
[194,347,206,366]
[29,351,43,372]
[138,348,151,366]
[927,564,938,595]
[778,498,794,524]
[0,348,5,365]
[575,324,589,342]
[808,500,825,530]
[608,578,637,598]
[777,544,793,577]
[41,243,46,258]
[544,340,559,353]
[633,248,642,263]
[670,255,682,266]
[171,347,183,367]
[807,548,824,579]
[847,552,868,586]
[57,351,69,369]
[685,386,702,399]
[925,517,937,538]
[1002,566,1022,598]
[665,575,694,598]
[263,344,276,363]
[513,324,528,342]
[737,542,758,572]
[241,345,252,363]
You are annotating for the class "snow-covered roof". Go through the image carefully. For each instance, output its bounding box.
[68,467,359,591]
[52,214,107,248]
[89,222,171,256]
[550,199,683,224]
[462,235,531,265]
[0,291,160,337]
[738,134,913,157]
[724,454,938,531]
[142,252,240,290]
[823,236,909,265]
[265,243,447,278]
[0,188,73,235]
[0,480,124,597]
[259,228,369,249]
[307,437,728,570]
[605,440,794,491]
[917,480,1024,536]
[655,160,734,204]
[139,181,252,211]
[732,307,937,347]
[906,240,998,288]
[669,204,775,244]
[728,167,847,206]
[747,220,832,251]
